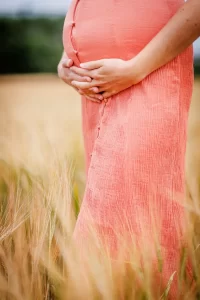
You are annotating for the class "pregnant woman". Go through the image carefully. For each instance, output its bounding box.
[58,0,200,297]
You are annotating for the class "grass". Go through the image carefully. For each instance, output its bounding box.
[0,74,200,299]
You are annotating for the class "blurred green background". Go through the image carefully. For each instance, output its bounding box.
[0,17,64,74]
[0,16,200,75]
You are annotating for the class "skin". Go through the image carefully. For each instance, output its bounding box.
[58,0,200,101]
[58,53,103,103]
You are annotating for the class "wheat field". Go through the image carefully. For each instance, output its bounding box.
[0,74,199,173]
[0,74,83,169]
[0,74,199,193]
[0,74,200,299]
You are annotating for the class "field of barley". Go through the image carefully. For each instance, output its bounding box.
[0,75,199,175]
[0,74,200,300]
[0,74,84,171]
[0,74,87,201]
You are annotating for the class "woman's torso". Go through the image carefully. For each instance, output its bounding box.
[63,0,184,65]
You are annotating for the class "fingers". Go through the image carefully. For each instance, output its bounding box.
[70,66,92,77]
[102,91,114,99]
[62,58,73,68]
[66,70,92,83]
[89,87,99,93]
[72,86,102,102]
[80,60,104,70]
[62,64,92,82]
[84,95,102,103]
[71,66,99,81]
[94,93,104,100]
[71,80,101,89]
[79,90,103,101]
[79,86,100,93]
[96,86,106,93]
[71,67,93,82]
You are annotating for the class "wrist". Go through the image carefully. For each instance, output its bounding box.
[127,56,150,84]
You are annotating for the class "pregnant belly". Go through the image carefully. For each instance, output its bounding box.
[63,0,183,66]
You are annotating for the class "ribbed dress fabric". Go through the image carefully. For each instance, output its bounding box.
[63,0,194,297]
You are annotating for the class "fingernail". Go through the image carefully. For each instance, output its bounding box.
[98,95,103,100]
[63,60,70,67]
[93,88,99,93]
[86,77,92,82]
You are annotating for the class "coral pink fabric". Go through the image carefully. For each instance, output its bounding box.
[63,0,193,297]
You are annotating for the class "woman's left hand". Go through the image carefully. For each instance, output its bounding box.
[70,58,144,99]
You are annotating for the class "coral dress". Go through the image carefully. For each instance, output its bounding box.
[63,0,193,296]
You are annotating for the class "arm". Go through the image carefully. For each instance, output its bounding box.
[71,0,200,98]
[130,0,200,80]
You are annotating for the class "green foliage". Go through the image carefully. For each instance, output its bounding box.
[0,17,64,74]
[0,17,200,75]
[194,65,200,75]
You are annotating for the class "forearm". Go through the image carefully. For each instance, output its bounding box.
[132,0,200,79]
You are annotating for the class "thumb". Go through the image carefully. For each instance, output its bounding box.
[62,58,73,68]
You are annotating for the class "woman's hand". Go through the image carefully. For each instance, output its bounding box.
[57,57,103,103]
[70,0,200,100]
[70,58,145,99]
[62,0,200,101]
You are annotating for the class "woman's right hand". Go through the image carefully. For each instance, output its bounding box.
[57,58,103,103]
